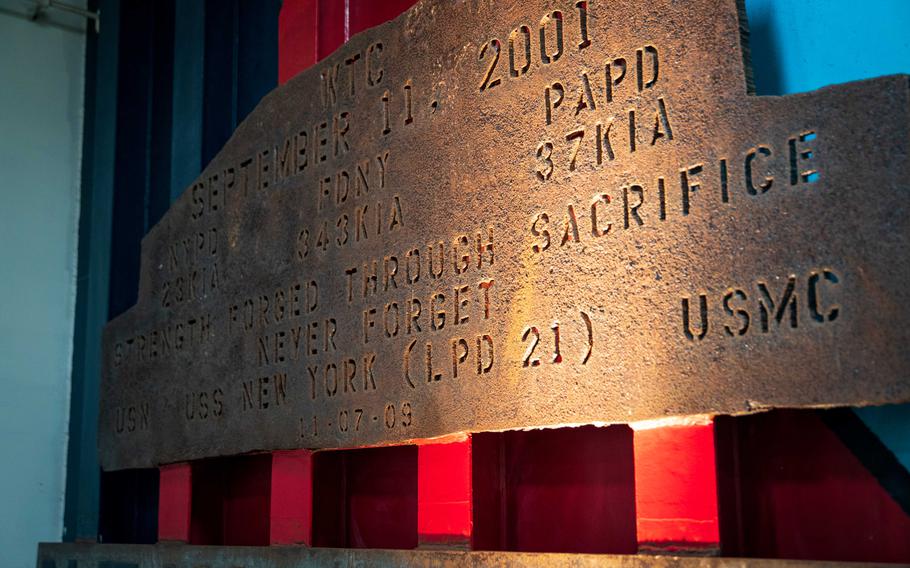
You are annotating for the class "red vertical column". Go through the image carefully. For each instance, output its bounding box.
[158,463,192,543]
[270,449,314,545]
[633,419,720,554]
[418,437,473,548]
[315,0,345,61]
[348,0,419,36]
[279,0,420,84]
[278,0,318,84]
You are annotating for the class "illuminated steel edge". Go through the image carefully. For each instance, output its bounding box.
[37,543,898,568]
[99,0,910,470]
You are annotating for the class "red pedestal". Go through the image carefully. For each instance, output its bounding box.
[312,445,418,549]
[633,420,720,553]
[418,437,473,548]
[157,463,192,543]
[715,410,910,563]
[472,426,637,554]
[270,449,314,545]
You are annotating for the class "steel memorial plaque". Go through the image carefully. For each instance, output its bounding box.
[99,0,910,470]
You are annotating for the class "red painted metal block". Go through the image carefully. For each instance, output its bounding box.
[418,438,472,547]
[158,463,192,543]
[715,410,910,563]
[472,426,637,554]
[633,420,720,553]
[189,454,271,546]
[270,449,314,545]
[312,445,418,549]
[278,0,318,83]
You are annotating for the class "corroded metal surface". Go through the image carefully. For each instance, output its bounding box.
[99,0,910,470]
[37,543,898,568]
